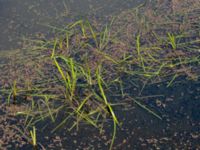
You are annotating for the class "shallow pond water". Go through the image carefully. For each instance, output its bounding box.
[0,0,200,150]
[0,0,145,50]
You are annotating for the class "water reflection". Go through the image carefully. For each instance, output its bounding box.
[0,0,145,50]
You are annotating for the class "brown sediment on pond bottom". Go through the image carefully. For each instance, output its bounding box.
[0,103,28,149]
[171,0,200,13]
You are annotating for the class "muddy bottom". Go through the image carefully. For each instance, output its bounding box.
[1,79,199,150]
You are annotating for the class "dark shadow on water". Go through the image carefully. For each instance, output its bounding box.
[17,79,200,149]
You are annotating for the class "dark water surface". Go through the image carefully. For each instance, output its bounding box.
[0,0,145,50]
[10,80,198,149]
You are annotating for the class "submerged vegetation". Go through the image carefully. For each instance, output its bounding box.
[0,1,200,149]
